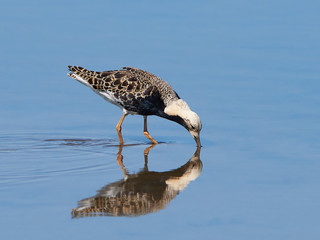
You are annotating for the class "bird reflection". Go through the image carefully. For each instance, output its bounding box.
[71,145,202,218]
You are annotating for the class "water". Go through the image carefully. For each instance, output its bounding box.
[1,0,320,239]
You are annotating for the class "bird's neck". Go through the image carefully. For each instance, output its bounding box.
[156,111,187,129]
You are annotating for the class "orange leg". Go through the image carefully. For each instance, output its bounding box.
[116,113,127,145]
[143,116,158,144]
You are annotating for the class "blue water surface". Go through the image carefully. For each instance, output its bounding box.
[0,0,319,239]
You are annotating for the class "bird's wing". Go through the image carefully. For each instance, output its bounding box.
[68,66,160,95]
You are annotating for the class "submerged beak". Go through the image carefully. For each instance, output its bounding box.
[194,135,201,148]
[191,132,202,148]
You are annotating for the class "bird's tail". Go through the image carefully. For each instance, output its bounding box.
[67,66,105,90]
[67,65,97,81]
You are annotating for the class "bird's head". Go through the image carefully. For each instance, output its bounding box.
[164,99,202,147]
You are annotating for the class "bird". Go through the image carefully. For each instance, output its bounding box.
[67,66,202,147]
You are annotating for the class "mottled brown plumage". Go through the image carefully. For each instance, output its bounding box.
[68,66,179,115]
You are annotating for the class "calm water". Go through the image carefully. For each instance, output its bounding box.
[1,0,320,239]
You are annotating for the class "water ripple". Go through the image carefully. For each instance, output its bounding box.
[0,133,126,188]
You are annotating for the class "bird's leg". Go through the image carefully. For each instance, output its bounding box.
[116,113,127,145]
[143,116,158,144]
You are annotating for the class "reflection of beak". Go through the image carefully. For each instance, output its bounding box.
[193,145,201,158]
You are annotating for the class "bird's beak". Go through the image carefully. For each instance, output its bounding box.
[191,131,202,148]
[194,135,201,148]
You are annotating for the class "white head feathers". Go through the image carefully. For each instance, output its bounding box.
[164,99,190,117]
[164,99,202,132]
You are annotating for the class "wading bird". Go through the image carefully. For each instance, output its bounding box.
[68,66,202,147]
